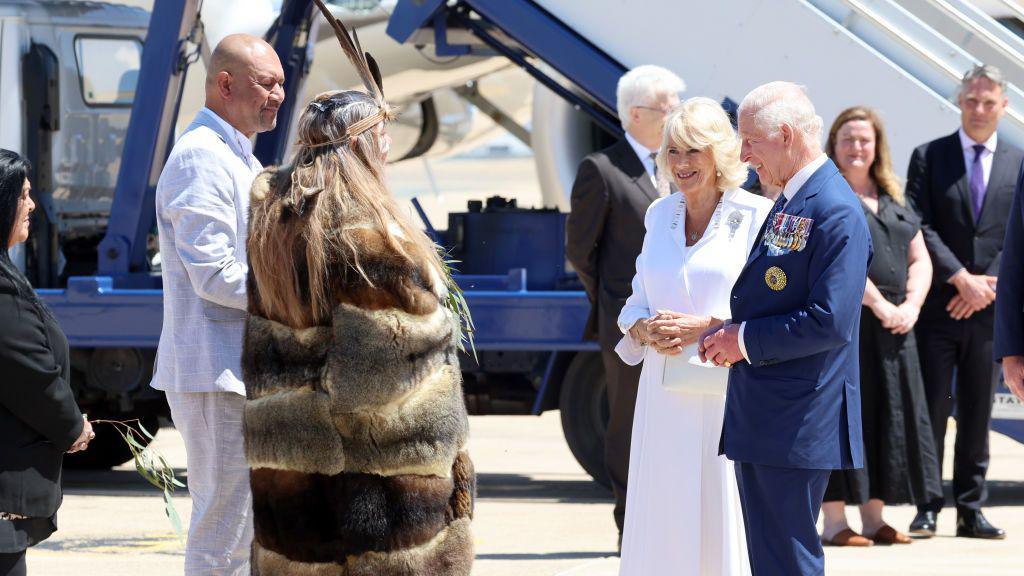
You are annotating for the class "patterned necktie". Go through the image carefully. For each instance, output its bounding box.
[970,143,986,223]
[649,151,658,180]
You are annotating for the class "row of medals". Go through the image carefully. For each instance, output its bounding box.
[763,213,811,252]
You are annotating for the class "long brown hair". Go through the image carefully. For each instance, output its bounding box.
[248,90,442,327]
[826,106,905,205]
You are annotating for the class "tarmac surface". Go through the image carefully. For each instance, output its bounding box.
[26,411,1024,576]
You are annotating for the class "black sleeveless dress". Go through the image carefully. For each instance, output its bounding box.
[823,194,942,505]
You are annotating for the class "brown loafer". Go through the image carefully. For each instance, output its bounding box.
[869,524,912,545]
[821,528,874,547]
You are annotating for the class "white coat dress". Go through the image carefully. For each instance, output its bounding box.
[615,187,773,576]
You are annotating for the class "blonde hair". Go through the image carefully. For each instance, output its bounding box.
[656,97,748,192]
[248,90,442,328]
[825,106,905,206]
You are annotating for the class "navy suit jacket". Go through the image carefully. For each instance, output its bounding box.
[722,159,872,470]
[995,163,1024,360]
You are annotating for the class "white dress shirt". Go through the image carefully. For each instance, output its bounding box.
[202,107,256,167]
[736,154,828,362]
[625,131,658,187]
[958,127,997,190]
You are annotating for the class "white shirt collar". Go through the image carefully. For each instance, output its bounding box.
[201,107,254,159]
[782,153,828,203]
[624,131,657,174]
[958,127,997,155]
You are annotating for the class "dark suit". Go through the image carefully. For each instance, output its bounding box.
[0,266,83,558]
[906,131,1024,514]
[724,159,871,576]
[995,163,1024,360]
[565,139,659,532]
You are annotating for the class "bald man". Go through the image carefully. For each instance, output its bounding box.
[151,34,284,575]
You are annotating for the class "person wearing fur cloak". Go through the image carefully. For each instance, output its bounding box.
[240,9,474,573]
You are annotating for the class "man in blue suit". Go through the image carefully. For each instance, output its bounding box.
[700,81,872,576]
[996,164,1024,402]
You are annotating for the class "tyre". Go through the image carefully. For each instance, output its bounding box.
[64,414,159,469]
[558,352,611,488]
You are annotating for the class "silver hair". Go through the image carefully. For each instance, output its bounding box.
[960,64,1007,96]
[616,65,686,130]
[738,81,823,143]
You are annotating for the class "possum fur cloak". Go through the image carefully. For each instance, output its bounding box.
[241,166,475,576]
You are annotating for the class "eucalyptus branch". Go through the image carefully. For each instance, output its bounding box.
[438,248,477,362]
[91,419,186,541]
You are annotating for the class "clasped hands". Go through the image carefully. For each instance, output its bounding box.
[630,312,743,366]
[697,320,744,367]
[628,310,713,356]
[869,300,920,335]
[947,270,997,321]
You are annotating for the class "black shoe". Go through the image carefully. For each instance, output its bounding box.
[909,510,937,538]
[956,510,1006,539]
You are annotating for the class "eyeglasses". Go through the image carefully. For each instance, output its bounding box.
[634,105,673,115]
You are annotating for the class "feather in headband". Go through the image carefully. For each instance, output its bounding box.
[303,0,396,148]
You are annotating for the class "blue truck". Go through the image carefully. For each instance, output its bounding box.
[19,0,1024,482]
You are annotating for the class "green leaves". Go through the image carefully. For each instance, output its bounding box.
[93,419,186,542]
[438,248,477,362]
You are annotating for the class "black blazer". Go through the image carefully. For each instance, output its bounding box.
[0,270,83,518]
[566,139,660,347]
[906,131,1024,321]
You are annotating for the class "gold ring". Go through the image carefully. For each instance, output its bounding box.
[723,360,732,367]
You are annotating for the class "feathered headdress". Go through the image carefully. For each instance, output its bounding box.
[303,0,397,148]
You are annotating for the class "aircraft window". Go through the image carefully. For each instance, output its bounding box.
[73,36,142,107]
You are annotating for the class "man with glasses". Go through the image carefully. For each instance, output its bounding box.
[566,65,684,548]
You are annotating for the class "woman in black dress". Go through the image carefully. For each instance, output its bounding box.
[0,150,94,575]
[819,107,943,547]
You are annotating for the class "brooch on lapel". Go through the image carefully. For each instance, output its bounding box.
[726,210,744,239]
[763,213,813,255]
[765,266,787,291]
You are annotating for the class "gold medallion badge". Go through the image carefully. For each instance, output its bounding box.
[765,266,787,291]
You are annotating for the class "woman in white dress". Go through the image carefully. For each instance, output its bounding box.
[616,97,773,575]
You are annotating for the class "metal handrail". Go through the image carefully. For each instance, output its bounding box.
[841,0,1024,125]
[994,0,1024,23]
[922,0,1024,68]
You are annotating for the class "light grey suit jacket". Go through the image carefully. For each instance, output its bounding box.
[151,109,262,395]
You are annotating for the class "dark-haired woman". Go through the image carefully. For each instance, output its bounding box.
[0,149,94,575]
[819,108,942,547]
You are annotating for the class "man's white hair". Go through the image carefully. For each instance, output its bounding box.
[738,81,823,143]
[616,65,686,129]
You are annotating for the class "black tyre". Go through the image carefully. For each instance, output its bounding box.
[558,352,611,488]
[64,414,159,469]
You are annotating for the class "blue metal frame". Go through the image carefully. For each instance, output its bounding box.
[253,0,315,166]
[43,271,596,351]
[38,278,163,348]
[387,0,626,134]
[96,0,194,278]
